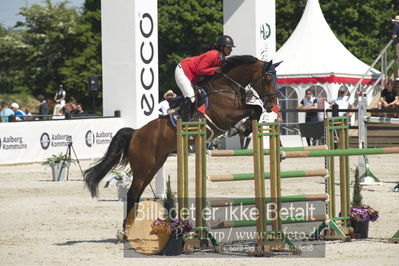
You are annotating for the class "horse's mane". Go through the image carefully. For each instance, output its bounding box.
[222,55,258,73]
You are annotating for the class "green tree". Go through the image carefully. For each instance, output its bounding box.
[1,0,397,108]
[0,25,28,94]
[276,0,306,49]
[15,0,80,96]
[60,0,102,110]
[321,0,397,70]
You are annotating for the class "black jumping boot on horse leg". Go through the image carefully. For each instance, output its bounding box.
[180,97,193,121]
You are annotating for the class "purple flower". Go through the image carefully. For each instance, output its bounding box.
[151,218,171,235]
[151,218,192,236]
[350,205,379,223]
[170,219,192,235]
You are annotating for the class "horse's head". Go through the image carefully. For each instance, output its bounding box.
[251,60,281,112]
[219,56,281,112]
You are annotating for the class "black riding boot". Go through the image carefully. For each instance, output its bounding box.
[180,97,192,121]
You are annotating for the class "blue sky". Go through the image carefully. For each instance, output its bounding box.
[0,0,85,27]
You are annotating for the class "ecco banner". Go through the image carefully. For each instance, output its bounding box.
[102,0,158,128]
[135,0,159,127]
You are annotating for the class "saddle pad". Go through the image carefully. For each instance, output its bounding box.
[169,88,208,128]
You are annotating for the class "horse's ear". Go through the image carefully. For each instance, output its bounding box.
[273,61,283,68]
[264,60,273,72]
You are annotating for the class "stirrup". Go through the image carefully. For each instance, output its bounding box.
[167,106,180,115]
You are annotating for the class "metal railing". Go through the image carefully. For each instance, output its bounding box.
[355,39,396,149]
[0,110,121,123]
[349,39,395,99]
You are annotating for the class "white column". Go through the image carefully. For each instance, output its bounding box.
[102,0,159,127]
[102,0,165,198]
[223,0,276,149]
[223,0,276,60]
[155,166,166,199]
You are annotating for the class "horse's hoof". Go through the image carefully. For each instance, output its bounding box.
[116,229,126,243]
[228,127,239,137]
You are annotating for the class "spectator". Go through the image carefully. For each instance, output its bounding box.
[330,87,353,117]
[23,107,33,121]
[24,107,32,116]
[0,101,14,123]
[10,103,25,121]
[377,79,399,117]
[72,103,88,117]
[297,89,319,146]
[159,90,177,116]
[8,114,16,122]
[392,15,399,80]
[37,95,49,120]
[53,84,66,115]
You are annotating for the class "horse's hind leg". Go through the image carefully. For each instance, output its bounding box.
[123,153,169,230]
[137,154,169,199]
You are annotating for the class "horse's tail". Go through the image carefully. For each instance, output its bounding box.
[84,127,135,198]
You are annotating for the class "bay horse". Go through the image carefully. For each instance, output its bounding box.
[47,98,77,116]
[84,55,280,229]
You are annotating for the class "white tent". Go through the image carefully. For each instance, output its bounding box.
[273,0,380,124]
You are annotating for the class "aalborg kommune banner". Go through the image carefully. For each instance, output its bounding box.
[0,118,124,164]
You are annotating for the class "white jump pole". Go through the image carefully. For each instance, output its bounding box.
[357,94,383,185]
[359,116,399,186]
[365,116,399,124]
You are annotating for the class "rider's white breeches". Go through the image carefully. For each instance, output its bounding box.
[175,64,195,102]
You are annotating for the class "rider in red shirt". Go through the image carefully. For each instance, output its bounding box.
[175,35,235,121]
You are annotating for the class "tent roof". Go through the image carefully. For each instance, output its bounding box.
[274,0,379,85]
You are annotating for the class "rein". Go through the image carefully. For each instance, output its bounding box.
[215,64,278,102]
[199,60,278,134]
[203,73,243,97]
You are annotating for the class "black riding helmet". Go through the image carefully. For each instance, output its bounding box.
[217,35,235,48]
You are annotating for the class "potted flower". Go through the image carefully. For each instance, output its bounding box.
[350,167,379,238]
[153,218,192,256]
[170,219,193,237]
[163,219,193,255]
[104,170,133,201]
[42,153,75,181]
[350,205,379,238]
[151,218,172,252]
[151,176,193,255]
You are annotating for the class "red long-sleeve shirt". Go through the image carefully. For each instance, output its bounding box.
[180,50,221,84]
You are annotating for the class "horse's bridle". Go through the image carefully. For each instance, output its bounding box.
[254,61,279,99]
[203,61,279,113]
[217,63,278,103]
[201,61,278,134]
